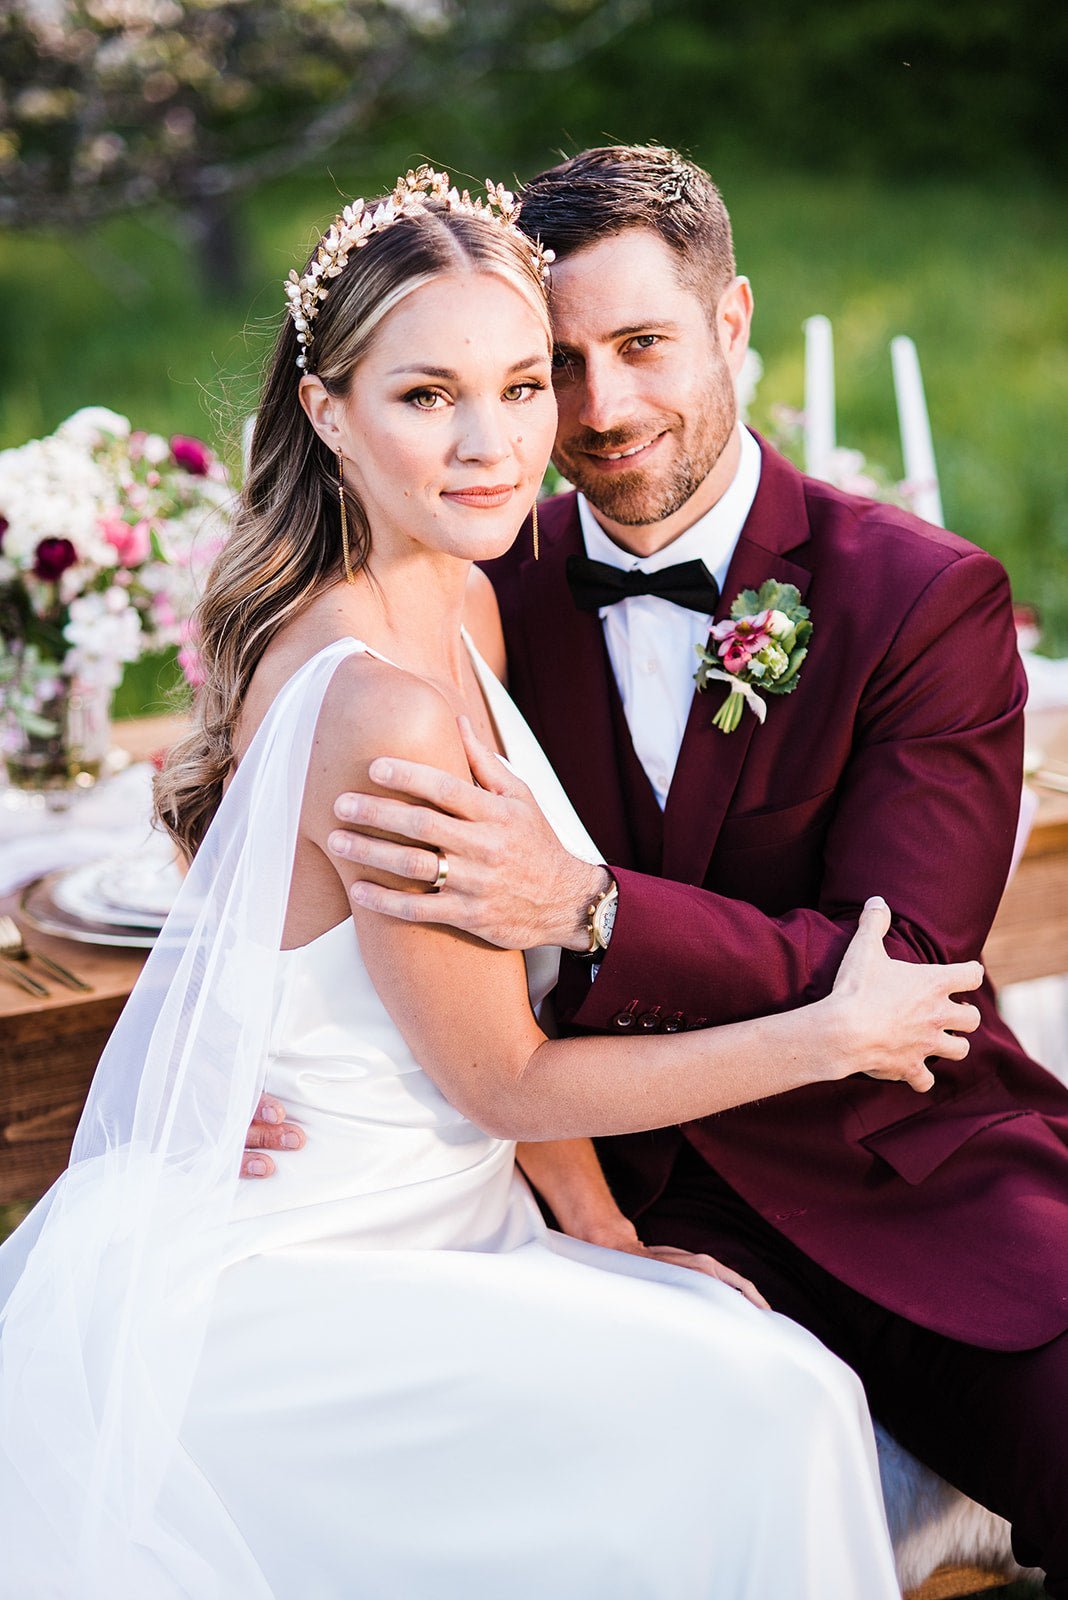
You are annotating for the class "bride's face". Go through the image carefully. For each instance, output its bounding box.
[312,270,555,565]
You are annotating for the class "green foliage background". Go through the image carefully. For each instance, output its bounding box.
[2,0,1066,677]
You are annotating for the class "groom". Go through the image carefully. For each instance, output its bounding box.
[324,146,1068,1586]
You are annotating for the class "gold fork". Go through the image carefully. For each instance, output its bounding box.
[0,914,92,993]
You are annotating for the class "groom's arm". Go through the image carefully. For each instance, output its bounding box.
[571,549,1025,1031]
[329,550,1023,1026]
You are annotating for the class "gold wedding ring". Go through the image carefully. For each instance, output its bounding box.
[431,849,449,892]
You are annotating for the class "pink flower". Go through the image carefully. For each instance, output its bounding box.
[177,642,205,687]
[711,610,772,675]
[719,638,755,675]
[171,434,213,475]
[102,515,152,567]
[33,537,78,580]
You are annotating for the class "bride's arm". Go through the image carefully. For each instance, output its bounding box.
[308,659,982,1143]
[515,1137,640,1248]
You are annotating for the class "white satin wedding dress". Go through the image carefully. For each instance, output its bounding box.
[0,635,900,1600]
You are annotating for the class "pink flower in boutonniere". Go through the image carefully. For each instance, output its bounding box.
[695,581,811,734]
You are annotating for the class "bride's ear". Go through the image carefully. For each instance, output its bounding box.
[298,374,343,451]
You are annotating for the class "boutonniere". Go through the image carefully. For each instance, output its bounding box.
[695,580,812,734]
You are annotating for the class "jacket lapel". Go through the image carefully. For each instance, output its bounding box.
[515,498,635,867]
[661,439,813,884]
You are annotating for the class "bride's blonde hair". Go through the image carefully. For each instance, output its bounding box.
[156,197,550,859]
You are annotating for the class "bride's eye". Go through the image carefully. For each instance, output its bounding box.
[405,388,448,410]
[502,381,546,403]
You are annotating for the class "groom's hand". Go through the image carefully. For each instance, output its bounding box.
[327,715,610,950]
[239,1093,305,1179]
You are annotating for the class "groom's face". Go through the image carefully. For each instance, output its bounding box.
[548,228,752,546]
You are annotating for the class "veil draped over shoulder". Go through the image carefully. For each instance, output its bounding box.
[0,638,359,1598]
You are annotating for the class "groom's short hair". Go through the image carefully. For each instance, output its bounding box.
[519,144,736,311]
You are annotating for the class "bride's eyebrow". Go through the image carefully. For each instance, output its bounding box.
[387,354,549,380]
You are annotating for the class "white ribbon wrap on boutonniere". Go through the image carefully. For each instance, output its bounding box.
[695,579,812,734]
[697,668,768,724]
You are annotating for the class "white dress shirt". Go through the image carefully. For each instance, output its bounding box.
[577,425,762,808]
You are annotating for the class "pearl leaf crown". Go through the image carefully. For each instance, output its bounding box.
[284,165,555,371]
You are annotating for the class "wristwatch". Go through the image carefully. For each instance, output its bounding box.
[585,879,619,956]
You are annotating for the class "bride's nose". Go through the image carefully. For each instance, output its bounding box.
[454,399,511,466]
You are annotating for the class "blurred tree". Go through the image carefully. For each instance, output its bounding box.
[0,0,649,297]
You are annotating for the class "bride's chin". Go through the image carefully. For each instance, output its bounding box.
[449,522,532,563]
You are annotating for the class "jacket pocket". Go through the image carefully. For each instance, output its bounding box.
[714,786,836,855]
[858,1076,1035,1185]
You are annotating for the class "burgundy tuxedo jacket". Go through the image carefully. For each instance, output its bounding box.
[482,437,1068,1352]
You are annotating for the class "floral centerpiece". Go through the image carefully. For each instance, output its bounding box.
[0,407,231,793]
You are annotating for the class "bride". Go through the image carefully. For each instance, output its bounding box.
[0,168,984,1599]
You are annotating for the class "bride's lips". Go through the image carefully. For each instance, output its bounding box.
[577,432,667,474]
[441,485,516,509]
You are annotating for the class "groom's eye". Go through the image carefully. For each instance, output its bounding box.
[551,349,578,380]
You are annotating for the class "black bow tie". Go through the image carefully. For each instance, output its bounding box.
[566,554,720,616]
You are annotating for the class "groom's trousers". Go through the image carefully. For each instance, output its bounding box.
[640,1140,1067,1595]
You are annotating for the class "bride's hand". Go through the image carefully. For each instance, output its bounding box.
[827,897,984,1093]
[615,1236,770,1309]
[571,1214,768,1308]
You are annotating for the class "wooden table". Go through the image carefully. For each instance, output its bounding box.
[3,709,1068,1206]
[0,714,177,1204]
[982,704,1068,986]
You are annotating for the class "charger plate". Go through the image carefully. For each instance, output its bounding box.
[20,870,159,949]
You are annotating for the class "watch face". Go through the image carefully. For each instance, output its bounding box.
[597,895,617,948]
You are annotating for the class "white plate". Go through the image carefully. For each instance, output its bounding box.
[21,872,158,949]
[95,853,181,917]
[51,854,179,930]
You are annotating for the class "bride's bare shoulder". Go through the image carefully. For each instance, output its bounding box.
[316,650,469,785]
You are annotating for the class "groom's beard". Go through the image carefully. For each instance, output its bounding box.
[551,361,737,527]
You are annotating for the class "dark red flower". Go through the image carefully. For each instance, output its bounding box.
[170,434,212,475]
[0,514,8,551]
[33,537,78,581]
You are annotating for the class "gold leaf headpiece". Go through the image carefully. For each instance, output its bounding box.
[284,165,554,370]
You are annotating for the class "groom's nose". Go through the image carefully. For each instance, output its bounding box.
[576,353,641,436]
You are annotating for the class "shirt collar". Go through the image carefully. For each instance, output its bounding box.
[576,424,761,594]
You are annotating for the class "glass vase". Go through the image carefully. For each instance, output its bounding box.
[3,677,112,806]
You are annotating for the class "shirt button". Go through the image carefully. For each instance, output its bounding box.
[643,659,658,675]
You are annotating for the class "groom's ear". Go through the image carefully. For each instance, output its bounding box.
[716,276,754,378]
[298,374,343,450]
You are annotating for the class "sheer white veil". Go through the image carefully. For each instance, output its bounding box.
[0,637,358,1598]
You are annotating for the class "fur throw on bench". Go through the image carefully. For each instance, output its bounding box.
[875,1424,1044,1593]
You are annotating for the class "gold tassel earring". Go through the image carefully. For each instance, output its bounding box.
[532,496,540,562]
[337,450,356,584]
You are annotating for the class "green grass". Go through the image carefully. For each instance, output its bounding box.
[2,164,1067,675]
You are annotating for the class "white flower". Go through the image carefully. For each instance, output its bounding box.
[765,608,792,639]
[63,588,144,689]
[56,406,132,446]
[0,435,115,567]
[142,433,170,463]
